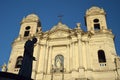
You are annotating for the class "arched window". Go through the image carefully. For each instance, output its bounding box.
[15,56,23,68]
[55,55,64,69]
[93,19,100,30]
[98,50,106,63]
[24,26,31,37]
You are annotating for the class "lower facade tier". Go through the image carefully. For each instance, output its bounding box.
[35,70,120,80]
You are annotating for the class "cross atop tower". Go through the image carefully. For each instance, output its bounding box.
[58,15,64,22]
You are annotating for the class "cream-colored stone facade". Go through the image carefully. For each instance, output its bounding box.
[7,6,120,80]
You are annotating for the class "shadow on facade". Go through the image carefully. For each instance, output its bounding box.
[0,71,33,80]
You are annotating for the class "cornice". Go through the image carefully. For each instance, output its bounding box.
[48,29,70,35]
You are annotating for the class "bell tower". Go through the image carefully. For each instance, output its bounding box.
[7,14,42,76]
[85,6,107,31]
[19,14,41,38]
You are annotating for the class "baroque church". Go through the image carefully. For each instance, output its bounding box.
[6,6,120,80]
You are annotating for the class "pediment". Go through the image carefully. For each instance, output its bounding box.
[50,22,70,31]
[49,30,69,39]
[48,22,71,39]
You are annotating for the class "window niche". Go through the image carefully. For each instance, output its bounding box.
[24,31,30,37]
[24,26,31,37]
[54,55,64,73]
[15,56,23,68]
[25,26,30,30]
[98,50,106,63]
[93,19,100,30]
[94,24,100,30]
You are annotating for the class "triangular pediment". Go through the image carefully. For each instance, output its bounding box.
[50,22,70,31]
[48,22,70,39]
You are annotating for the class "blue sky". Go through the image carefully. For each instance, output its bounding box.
[0,0,120,67]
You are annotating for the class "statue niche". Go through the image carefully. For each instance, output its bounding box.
[54,55,64,72]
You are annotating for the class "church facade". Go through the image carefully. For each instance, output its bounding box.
[6,6,120,80]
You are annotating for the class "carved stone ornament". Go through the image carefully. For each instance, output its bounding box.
[49,30,69,39]
[49,22,70,38]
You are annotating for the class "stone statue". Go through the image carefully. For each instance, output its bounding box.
[55,55,64,69]
[18,38,37,79]
[1,63,7,72]
[56,58,62,68]
[76,23,81,29]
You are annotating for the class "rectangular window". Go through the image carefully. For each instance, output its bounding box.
[98,50,106,63]
[94,24,100,30]
[24,31,29,37]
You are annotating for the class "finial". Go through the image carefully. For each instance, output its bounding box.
[37,27,42,33]
[58,15,64,22]
[1,63,7,72]
[76,23,81,29]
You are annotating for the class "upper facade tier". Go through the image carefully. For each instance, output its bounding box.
[86,6,106,16]
[21,14,40,24]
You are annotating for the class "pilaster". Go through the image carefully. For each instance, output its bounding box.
[66,45,70,72]
[85,41,92,70]
[72,42,76,70]
[38,44,46,73]
[47,46,52,74]
[32,43,40,79]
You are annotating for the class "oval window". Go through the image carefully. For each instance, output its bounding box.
[93,19,99,23]
[25,26,31,30]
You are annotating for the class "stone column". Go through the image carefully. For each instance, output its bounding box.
[85,41,91,70]
[47,46,52,74]
[38,45,46,73]
[70,43,72,72]
[78,39,83,68]
[72,42,76,70]
[42,45,46,72]
[43,45,48,73]
[82,42,86,69]
[66,45,70,72]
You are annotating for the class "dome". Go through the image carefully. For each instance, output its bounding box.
[86,6,106,16]
[26,14,39,20]
[88,6,101,11]
[21,13,40,24]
